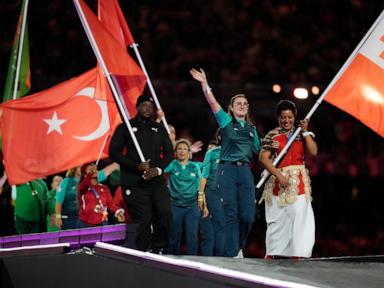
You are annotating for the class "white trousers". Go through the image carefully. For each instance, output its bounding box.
[265,194,315,258]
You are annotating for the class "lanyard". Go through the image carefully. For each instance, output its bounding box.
[90,186,106,212]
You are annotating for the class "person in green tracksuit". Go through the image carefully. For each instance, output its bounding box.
[14,178,52,234]
[199,138,226,256]
[165,139,202,255]
[191,68,260,258]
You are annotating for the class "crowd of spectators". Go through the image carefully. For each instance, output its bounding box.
[0,0,383,257]
[1,0,383,90]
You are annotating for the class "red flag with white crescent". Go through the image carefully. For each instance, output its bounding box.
[0,68,120,184]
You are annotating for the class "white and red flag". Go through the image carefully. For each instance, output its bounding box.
[325,11,384,137]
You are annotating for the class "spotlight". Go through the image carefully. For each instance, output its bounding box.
[293,87,308,99]
[311,86,320,95]
[272,84,281,93]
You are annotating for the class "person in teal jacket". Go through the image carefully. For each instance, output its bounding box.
[14,179,52,234]
[165,139,202,255]
[191,68,260,257]
[55,167,81,230]
[199,137,227,256]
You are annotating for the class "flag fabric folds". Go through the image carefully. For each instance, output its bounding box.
[0,0,148,184]
[0,69,121,185]
[324,13,384,137]
[78,0,146,117]
[98,0,135,47]
[3,0,31,102]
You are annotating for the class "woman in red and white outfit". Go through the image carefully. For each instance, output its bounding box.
[259,100,318,259]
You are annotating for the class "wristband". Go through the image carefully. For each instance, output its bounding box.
[55,214,62,219]
[156,167,162,175]
[198,191,205,195]
[202,86,212,94]
[302,131,315,138]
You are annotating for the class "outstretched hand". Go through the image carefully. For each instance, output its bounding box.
[190,68,208,85]
[191,141,203,154]
[190,67,221,113]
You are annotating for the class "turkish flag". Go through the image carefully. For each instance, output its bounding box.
[0,68,120,185]
[96,0,139,156]
[78,0,146,117]
[98,0,135,47]
[324,14,384,137]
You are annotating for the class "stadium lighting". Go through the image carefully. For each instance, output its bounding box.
[272,84,281,93]
[311,86,320,95]
[293,87,308,99]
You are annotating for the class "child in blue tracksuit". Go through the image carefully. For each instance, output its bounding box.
[165,139,202,255]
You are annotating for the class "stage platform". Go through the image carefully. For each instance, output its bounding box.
[1,242,383,288]
[0,223,134,250]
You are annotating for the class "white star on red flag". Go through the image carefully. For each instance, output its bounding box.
[44,111,67,135]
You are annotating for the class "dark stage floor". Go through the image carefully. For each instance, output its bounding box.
[174,254,384,288]
[1,243,383,288]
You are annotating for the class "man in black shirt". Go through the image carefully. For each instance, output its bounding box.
[109,95,174,253]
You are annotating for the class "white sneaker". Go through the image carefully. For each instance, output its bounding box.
[233,249,244,258]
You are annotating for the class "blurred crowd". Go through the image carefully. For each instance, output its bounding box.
[1,0,383,89]
[0,0,383,257]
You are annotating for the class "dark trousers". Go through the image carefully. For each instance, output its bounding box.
[168,203,199,255]
[199,214,214,256]
[122,184,172,252]
[205,186,226,256]
[216,163,256,257]
[62,215,78,230]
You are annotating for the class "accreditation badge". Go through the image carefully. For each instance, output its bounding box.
[94,204,101,213]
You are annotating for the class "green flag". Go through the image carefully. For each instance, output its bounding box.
[1,0,30,151]
[3,0,31,102]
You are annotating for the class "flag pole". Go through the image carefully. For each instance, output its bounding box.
[10,0,29,196]
[129,43,170,134]
[95,133,110,166]
[12,0,29,100]
[73,0,146,162]
[256,9,384,189]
